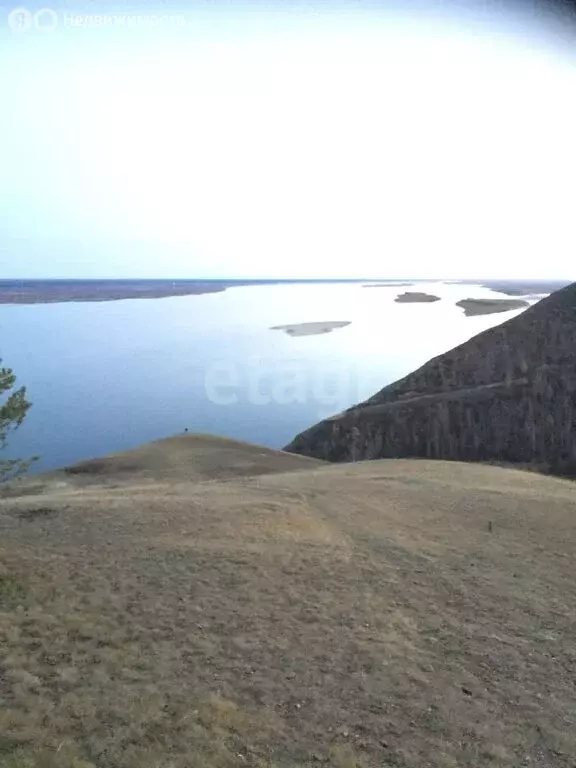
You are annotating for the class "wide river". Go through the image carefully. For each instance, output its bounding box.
[0,281,539,472]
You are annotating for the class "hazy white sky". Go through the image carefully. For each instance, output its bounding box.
[1,1,576,278]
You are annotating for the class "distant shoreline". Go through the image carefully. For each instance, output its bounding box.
[0,278,419,305]
[0,278,567,306]
[0,279,258,305]
[0,279,411,305]
[362,282,415,288]
[468,280,570,297]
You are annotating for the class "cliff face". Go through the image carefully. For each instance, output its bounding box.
[285,283,576,474]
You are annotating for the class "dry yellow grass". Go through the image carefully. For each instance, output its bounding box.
[1,434,576,767]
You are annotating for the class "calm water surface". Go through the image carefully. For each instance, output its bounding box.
[0,282,535,472]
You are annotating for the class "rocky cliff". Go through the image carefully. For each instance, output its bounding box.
[285,282,576,475]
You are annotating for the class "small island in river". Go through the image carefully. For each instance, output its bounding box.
[270,321,351,337]
[456,298,530,316]
[395,292,441,303]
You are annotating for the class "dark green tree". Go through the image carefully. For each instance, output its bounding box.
[0,360,33,481]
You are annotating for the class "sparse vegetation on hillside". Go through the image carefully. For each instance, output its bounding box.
[1,436,576,767]
[0,361,33,482]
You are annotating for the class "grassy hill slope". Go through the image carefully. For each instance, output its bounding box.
[1,435,575,767]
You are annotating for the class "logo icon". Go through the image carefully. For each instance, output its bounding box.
[34,7,58,32]
[7,6,32,32]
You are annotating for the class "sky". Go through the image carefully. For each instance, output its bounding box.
[1,0,576,279]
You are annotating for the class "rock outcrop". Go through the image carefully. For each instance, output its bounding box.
[285,282,576,475]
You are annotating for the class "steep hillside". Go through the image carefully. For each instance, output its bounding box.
[286,282,576,474]
[1,435,576,767]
